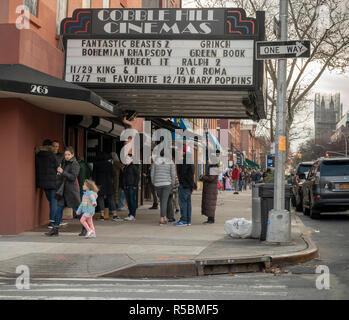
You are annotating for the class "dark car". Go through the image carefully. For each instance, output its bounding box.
[291,161,314,212]
[302,158,349,219]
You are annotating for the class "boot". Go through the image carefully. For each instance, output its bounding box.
[45,227,59,236]
[203,217,215,224]
[78,226,87,237]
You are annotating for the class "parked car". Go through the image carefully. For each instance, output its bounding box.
[291,161,314,212]
[302,158,349,219]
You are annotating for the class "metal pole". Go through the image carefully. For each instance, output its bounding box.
[266,0,291,244]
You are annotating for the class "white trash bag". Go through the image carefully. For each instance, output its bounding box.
[224,218,252,239]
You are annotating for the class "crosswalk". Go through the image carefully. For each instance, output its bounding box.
[0,275,294,300]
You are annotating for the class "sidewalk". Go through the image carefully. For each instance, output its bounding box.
[0,190,318,278]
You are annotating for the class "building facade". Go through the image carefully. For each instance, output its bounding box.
[314,93,343,144]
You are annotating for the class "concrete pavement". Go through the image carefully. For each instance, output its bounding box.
[0,189,318,278]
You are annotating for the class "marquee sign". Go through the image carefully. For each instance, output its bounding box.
[61,8,264,90]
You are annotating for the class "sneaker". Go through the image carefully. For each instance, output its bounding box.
[173,221,187,226]
[168,218,176,223]
[48,222,54,229]
[117,207,127,211]
[99,216,105,221]
[124,215,136,221]
[112,216,121,222]
[85,230,93,238]
[89,233,96,238]
[59,222,68,227]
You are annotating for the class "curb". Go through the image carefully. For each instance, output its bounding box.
[100,214,318,279]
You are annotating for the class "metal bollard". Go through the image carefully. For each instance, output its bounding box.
[251,184,262,239]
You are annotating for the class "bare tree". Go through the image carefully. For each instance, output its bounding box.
[194,0,349,157]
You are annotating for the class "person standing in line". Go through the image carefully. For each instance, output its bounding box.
[175,146,195,226]
[45,146,80,237]
[111,152,123,209]
[232,165,240,195]
[151,151,176,225]
[93,153,120,221]
[35,139,59,228]
[52,140,64,166]
[123,155,139,221]
[148,164,159,210]
[201,164,219,224]
[76,179,99,238]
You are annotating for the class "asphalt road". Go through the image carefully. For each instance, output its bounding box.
[0,210,348,300]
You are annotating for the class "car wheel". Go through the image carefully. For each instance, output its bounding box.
[310,199,321,219]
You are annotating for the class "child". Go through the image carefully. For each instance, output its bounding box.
[76,179,99,238]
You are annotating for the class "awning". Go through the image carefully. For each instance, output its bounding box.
[244,158,260,168]
[0,64,121,117]
[208,132,223,152]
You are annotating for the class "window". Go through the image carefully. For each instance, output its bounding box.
[103,0,110,8]
[56,0,68,35]
[320,161,349,176]
[82,0,91,8]
[23,0,38,16]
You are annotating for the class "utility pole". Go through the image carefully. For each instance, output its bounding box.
[266,0,291,244]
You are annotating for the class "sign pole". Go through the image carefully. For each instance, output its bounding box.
[266,0,291,244]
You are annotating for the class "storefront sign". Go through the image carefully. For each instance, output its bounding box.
[61,8,264,90]
[65,39,254,86]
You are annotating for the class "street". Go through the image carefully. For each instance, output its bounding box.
[0,209,348,300]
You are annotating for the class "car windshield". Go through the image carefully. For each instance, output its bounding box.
[320,161,349,176]
[298,165,312,175]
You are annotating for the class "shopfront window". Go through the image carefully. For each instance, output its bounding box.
[56,0,67,35]
[23,0,38,16]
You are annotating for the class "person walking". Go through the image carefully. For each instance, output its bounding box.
[123,155,139,221]
[45,146,80,237]
[93,153,119,221]
[151,151,176,225]
[232,165,240,194]
[76,179,98,238]
[35,139,59,228]
[201,164,219,224]
[175,146,195,226]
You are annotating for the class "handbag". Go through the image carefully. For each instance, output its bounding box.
[55,180,65,200]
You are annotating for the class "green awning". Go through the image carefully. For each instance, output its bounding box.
[243,158,260,168]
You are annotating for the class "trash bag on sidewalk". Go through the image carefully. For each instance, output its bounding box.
[224,218,252,239]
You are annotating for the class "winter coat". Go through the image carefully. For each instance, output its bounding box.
[177,159,195,191]
[35,146,59,190]
[151,157,176,187]
[201,172,218,218]
[56,157,81,208]
[92,160,115,195]
[232,168,240,180]
[122,162,139,188]
[78,161,91,187]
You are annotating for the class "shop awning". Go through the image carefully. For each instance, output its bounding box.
[208,132,223,152]
[0,64,121,117]
[244,158,260,168]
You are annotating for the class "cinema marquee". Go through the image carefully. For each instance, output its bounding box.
[61,8,266,120]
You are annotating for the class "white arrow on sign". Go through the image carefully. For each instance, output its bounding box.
[260,41,308,57]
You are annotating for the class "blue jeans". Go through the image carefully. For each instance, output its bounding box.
[124,187,137,217]
[239,180,243,191]
[44,189,57,222]
[118,187,125,209]
[178,185,192,224]
[54,205,78,228]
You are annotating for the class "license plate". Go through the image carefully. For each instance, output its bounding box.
[339,184,349,190]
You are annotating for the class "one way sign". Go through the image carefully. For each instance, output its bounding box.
[256,40,311,60]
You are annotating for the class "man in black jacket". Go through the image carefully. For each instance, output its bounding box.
[35,139,59,228]
[175,146,195,226]
[123,155,140,221]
